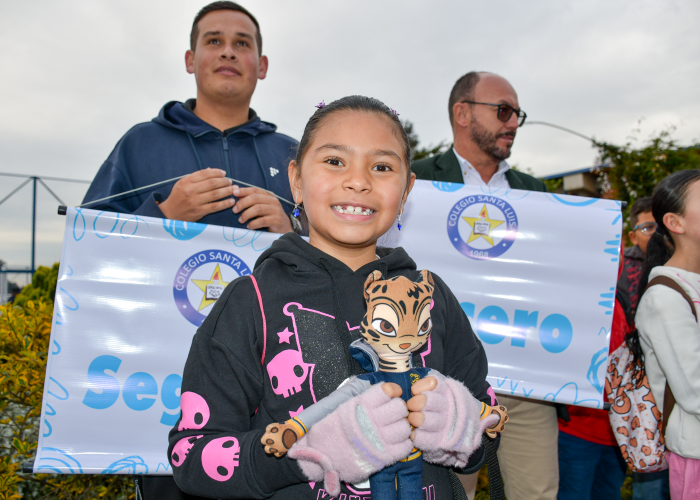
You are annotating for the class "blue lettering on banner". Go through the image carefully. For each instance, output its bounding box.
[83,355,122,410]
[82,355,182,425]
[461,302,574,353]
[123,372,158,411]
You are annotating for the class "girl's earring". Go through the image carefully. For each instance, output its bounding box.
[289,203,303,234]
[397,213,402,231]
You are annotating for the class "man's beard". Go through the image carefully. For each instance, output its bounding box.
[469,116,515,161]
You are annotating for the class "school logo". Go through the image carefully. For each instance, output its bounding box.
[447,195,518,260]
[173,250,252,326]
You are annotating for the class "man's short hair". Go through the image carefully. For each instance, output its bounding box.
[448,71,484,126]
[190,1,263,55]
[629,196,652,229]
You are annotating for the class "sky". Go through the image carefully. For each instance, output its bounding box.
[1,0,699,184]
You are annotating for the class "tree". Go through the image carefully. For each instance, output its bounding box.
[402,120,449,161]
[595,125,700,233]
[0,265,135,499]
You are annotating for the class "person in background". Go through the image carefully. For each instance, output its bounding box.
[617,197,656,324]
[83,1,297,235]
[412,72,551,500]
[635,170,700,500]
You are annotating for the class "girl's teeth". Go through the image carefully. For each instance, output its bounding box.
[333,206,374,215]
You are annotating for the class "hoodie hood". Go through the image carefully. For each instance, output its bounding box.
[255,233,416,278]
[153,100,278,137]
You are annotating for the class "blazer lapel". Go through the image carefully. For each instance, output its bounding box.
[435,148,464,183]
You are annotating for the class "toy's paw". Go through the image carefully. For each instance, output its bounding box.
[261,421,300,457]
[484,405,509,438]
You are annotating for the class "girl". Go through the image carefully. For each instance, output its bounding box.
[168,96,496,499]
[635,170,700,500]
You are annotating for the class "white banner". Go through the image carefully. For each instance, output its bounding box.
[36,181,621,474]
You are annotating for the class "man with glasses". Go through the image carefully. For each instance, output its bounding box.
[412,71,546,191]
[412,72,552,500]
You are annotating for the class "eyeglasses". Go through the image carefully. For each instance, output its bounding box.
[632,222,658,234]
[461,101,527,127]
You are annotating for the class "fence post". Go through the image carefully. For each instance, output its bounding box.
[31,176,37,274]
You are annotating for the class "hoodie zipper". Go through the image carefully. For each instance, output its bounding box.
[221,135,232,177]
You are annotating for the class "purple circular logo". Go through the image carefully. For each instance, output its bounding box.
[173,250,251,326]
[447,195,518,260]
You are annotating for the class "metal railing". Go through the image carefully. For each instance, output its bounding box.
[0,172,90,303]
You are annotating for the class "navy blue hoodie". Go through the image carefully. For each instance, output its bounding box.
[82,101,297,229]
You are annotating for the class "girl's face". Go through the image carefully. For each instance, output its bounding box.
[676,180,700,244]
[290,110,415,253]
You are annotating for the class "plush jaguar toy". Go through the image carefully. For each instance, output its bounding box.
[261,270,508,498]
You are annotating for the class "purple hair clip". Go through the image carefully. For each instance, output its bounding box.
[315,100,326,109]
[391,108,399,116]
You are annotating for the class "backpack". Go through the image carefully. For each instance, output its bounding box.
[604,275,696,472]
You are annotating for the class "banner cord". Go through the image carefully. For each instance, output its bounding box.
[78,174,295,209]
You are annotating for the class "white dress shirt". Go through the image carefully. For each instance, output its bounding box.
[453,148,511,188]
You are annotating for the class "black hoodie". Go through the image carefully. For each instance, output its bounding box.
[168,234,492,499]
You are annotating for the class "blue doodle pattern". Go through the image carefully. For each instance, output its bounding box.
[543,381,602,408]
[432,181,463,192]
[599,287,615,315]
[101,456,149,475]
[587,347,609,394]
[163,219,207,240]
[222,227,277,252]
[604,233,621,262]
[35,448,83,474]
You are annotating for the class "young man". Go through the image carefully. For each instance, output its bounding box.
[412,72,553,500]
[83,1,296,234]
[89,4,295,498]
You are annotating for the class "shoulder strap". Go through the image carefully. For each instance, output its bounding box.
[645,275,698,436]
[646,275,698,321]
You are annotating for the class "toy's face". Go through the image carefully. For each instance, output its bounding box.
[361,270,434,361]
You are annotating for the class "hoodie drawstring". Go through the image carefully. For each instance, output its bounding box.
[186,133,204,171]
[318,258,363,377]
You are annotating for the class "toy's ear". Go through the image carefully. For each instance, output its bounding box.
[364,270,383,301]
[417,270,434,287]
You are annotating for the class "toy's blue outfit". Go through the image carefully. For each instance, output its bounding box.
[288,339,433,500]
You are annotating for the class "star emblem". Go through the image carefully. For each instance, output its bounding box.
[289,405,305,418]
[277,327,295,344]
[191,264,230,311]
[462,205,504,246]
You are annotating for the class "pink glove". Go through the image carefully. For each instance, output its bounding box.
[287,383,413,497]
[412,373,499,468]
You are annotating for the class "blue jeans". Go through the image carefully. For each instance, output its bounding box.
[558,431,628,500]
[633,469,670,500]
[369,455,423,500]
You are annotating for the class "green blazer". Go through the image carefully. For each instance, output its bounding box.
[411,148,547,192]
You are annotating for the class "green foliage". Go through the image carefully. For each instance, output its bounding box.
[542,177,563,193]
[402,120,449,161]
[13,264,59,309]
[595,126,700,234]
[0,267,135,499]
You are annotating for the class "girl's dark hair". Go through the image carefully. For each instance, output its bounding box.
[293,96,412,183]
[626,169,700,369]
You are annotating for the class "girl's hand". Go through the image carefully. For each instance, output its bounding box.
[407,376,437,432]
